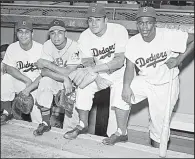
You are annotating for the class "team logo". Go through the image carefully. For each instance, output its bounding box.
[54,20,60,25]
[71,51,80,62]
[22,21,26,25]
[143,7,148,12]
[92,7,96,12]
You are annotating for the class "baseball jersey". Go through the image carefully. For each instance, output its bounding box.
[41,38,81,67]
[125,28,188,84]
[2,41,43,81]
[78,23,128,80]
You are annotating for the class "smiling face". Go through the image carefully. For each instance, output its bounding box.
[137,16,156,42]
[17,28,33,46]
[49,29,67,49]
[88,16,107,37]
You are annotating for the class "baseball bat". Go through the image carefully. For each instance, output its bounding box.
[159,68,174,158]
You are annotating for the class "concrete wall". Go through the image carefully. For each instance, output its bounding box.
[1,27,194,130]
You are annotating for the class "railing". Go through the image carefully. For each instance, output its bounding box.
[1,3,194,34]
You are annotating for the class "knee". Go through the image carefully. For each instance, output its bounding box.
[38,77,54,90]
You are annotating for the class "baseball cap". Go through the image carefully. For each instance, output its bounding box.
[48,19,66,32]
[87,3,106,18]
[136,7,157,19]
[16,19,33,31]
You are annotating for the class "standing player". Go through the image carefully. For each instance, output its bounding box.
[33,19,82,136]
[122,7,194,147]
[64,3,130,145]
[1,19,43,125]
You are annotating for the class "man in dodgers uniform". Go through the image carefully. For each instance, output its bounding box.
[34,19,82,136]
[1,19,43,125]
[122,7,194,147]
[64,3,129,145]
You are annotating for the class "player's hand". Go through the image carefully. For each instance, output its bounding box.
[21,88,30,97]
[34,59,49,69]
[165,57,181,69]
[122,86,134,104]
[63,77,73,95]
[95,75,113,90]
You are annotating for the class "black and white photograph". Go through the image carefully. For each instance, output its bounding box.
[1,0,194,158]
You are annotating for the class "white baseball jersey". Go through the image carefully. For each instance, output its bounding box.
[41,38,81,67]
[125,28,188,84]
[78,23,129,81]
[2,41,43,81]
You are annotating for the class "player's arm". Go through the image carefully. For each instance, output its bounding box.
[22,75,42,96]
[5,64,32,86]
[176,33,194,64]
[42,60,78,76]
[41,68,65,82]
[91,52,125,74]
[122,58,135,104]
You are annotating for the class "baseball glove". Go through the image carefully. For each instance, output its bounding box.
[69,67,98,89]
[12,92,34,120]
[54,89,76,118]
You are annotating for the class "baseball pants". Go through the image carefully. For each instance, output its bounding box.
[130,75,179,143]
[76,72,130,137]
[36,77,79,128]
[1,74,42,124]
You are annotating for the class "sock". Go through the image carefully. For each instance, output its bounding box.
[79,120,85,128]
[3,110,9,116]
[40,107,51,126]
[1,101,12,115]
[117,128,127,135]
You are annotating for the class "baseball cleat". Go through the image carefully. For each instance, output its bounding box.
[102,133,128,145]
[33,123,51,136]
[63,125,88,140]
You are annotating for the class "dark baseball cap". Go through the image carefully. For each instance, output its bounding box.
[49,19,66,32]
[16,19,33,31]
[136,7,157,19]
[87,3,106,18]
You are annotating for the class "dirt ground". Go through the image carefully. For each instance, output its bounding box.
[1,120,193,158]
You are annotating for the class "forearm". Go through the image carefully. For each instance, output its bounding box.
[24,75,42,93]
[123,59,135,88]
[92,53,125,73]
[41,68,64,82]
[6,65,31,84]
[45,62,76,76]
[177,41,194,63]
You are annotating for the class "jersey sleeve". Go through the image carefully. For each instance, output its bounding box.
[114,25,129,53]
[166,29,188,53]
[2,45,17,68]
[124,37,136,63]
[40,41,53,61]
[78,31,93,58]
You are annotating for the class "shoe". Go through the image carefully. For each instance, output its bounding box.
[1,114,13,125]
[150,139,160,148]
[33,123,51,136]
[102,133,128,145]
[63,125,88,140]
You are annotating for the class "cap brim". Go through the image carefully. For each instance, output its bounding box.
[49,26,66,32]
[17,26,32,31]
[87,13,106,18]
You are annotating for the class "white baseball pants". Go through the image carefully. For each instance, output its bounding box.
[130,75,179,143]
[76,72,130,137]
[1,74,42,124]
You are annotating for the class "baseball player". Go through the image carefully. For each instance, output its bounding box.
[122,7,194,147]
[1,19,43,125]
[34,19,82,136]
[64,3,130,145]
